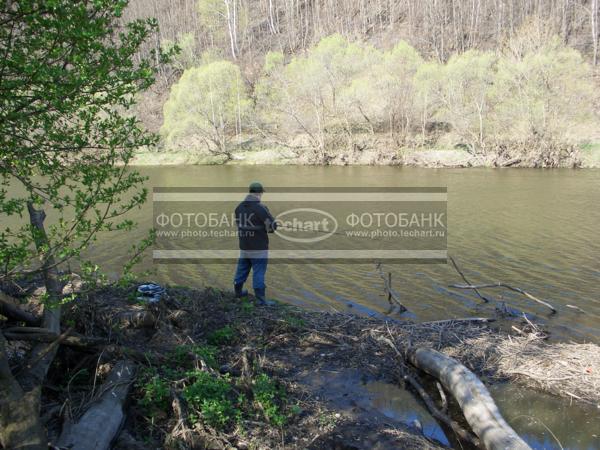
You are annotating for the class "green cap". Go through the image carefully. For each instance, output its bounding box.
[248,181,264,193]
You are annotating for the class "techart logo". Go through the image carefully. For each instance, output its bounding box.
[275,208,338,243]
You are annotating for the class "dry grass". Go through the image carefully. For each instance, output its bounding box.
[440,322,600,406]
[494,336,599,405]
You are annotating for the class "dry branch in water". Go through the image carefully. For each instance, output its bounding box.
[375,262,408,313]
[449,256,490,303]
[450,283,556,313]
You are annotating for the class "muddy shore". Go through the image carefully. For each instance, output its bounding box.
[6,283,599,449]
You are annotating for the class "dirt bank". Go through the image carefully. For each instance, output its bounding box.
[5,283,599,449]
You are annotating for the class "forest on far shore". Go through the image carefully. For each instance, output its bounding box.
[123,0,600,165]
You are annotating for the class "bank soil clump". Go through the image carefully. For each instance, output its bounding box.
[4,283,599,449]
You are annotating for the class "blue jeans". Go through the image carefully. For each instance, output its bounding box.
[234,256,268,290]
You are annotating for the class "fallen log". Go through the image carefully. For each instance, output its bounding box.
[56,360,135,450]
[409,347,531,450]
[376,331,480,447]
[3,327,106,348]
[114,430,147,450]
[402,371,480,447]
[0,291,40,325]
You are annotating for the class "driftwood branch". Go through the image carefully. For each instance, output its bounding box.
[450,283,556,314]
[565,304,586,313]
[449,256,490,303]
[402,371,481,447]
[375,262,408,313]
[420,317,495,326]
[56,360,135,450]
[409,347,532,450]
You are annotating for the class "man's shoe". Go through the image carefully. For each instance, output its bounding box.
[234,283,248,298]
[254,288,275,306]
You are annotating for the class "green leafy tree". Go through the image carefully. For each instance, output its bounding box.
[0,1,171,447]
[161,60,250,158]
[493,37,595,145]
[341,41,423,142]
[413,60,445,144]
[256,35,378,161]
[418,50,497,152]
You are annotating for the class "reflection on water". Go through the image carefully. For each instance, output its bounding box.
[299,369,600,450]
[490,384,600,450]
[367,379,600,450]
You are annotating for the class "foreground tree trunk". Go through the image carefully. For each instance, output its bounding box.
[409,347,531,450]
[0,204,64,449]
[0,332,47,450]
[20,204,63,391]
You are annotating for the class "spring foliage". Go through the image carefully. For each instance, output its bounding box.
[0,0,172,282]
[162,60,250,154]
[161,33,596,158]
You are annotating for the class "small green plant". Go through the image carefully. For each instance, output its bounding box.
[207,325,237,346]
[240,298,255,314]
[283,314,305,329]
[318,412,338,428]
[183,371,240,429]
[252,373,287,426]
[139,376,170,416]
[289,403,302,416]
[192,345,219,369]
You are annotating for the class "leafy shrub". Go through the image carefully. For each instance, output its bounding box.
[252,373,287,426]
[183,371,240,428]
[191,345,219,369]
[161,60,250,155]
[139,376,170,416]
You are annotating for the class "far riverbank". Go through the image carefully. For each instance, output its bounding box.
[130,142,600,168]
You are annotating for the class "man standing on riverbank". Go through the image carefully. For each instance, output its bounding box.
[233,182,277,305]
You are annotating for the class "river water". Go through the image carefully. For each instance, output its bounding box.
[93,166,600,342]
[87,165,600,448]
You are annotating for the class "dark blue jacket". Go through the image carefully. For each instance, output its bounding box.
[235,194,277,251]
